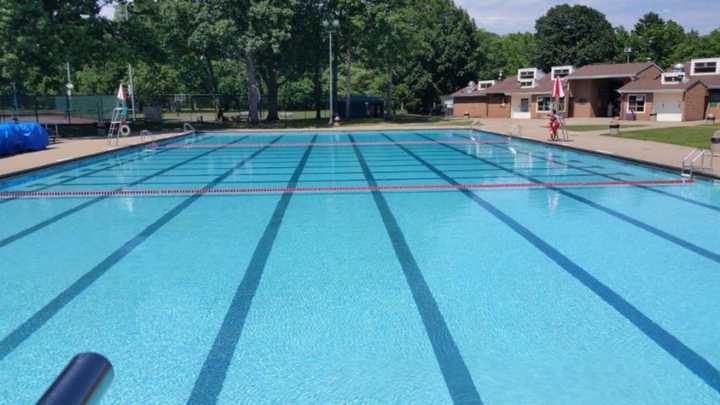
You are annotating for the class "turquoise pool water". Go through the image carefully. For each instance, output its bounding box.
[1,129,719,404]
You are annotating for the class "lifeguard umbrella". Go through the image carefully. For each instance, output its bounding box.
[552,77,564,99]
[116,82,127,102]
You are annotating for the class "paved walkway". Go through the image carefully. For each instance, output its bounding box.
[473,118,720,178]
[2,119,718,179]
[0,132,187,177]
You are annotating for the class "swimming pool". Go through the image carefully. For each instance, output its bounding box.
[1,129,719,404]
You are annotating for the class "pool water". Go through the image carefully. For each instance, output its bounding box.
[1,129,719,404]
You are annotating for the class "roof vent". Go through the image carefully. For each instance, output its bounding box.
[467,81,477,94]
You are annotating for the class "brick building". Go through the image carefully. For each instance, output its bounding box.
[452,58,719,122]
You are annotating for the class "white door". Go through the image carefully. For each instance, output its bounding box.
[655,93,683,122]
[511,96,531,119]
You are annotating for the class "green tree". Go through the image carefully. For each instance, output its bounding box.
[631,12,685,67]
[533,5,617,70]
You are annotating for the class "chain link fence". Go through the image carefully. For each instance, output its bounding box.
[0,93,332,127]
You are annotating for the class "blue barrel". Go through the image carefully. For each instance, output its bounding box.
[38,353,114,405]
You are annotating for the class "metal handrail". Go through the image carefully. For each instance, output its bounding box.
[183,122,196,134]
[681,149,715,177]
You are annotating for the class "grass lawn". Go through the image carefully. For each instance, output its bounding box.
[564,124,647,132]
[602,125,720,149]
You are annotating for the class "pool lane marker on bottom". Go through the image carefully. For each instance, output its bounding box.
[187,136,317,404]
[386,135,720,396]
[0,179,692,199]
[0,136,284,362]
[0,136,250,250]
[452,131,720,214]
[414,133,720,266]
[348,134,484,405]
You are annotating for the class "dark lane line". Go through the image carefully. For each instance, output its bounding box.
[0,136,284,362]
[385,133,720,396]
[347,135,483,404]
[0,137,250,249]
[452,131,720,213]
[414,133,720,265]
[187,136,317,404]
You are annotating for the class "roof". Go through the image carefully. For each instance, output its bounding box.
[346,94,383,103]
[618,63,720,93]
[567,62,658,80]
[696,74,720,89]
[617,75,704,93]
[452,85,493,98]
[488,75,558,95]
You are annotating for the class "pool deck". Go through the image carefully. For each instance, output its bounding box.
[1,120,718,179]
[0,132,188,178]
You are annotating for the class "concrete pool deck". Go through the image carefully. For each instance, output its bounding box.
[1,120,718,179]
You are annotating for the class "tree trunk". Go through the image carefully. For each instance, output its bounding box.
[345,54,352,120]
[202,55,223,121]
[385,64,394,120]
[245,52,260,125]
[313,64,322,120]
[264,68,279,122]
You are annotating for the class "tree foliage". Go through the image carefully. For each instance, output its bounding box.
[533,5,617,70]
[2,1,718,119]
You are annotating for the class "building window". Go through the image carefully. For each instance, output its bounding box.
[520,98,529,113]
[662,73,685,84]
[552,69,570,79]
[519,71,535,80]
[520,80,534,88]
[693,61,717,74]
[478,81,495,89]
[628,95,646,113]
[537,96,564,112]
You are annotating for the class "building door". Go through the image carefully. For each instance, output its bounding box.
[511,96,531,119]
[655,93,683,122]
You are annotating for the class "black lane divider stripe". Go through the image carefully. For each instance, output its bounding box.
[187,136,318,404]
[0,137,249,250]
[0,136,284,362]
[414,133,720,265]
[452,132,720,213]
[385,133,720,396]
[348,135,483,404]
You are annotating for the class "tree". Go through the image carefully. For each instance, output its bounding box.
[533,5,616,70]
[631,12,685,67]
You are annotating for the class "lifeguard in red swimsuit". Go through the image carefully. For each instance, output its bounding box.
[548,109,560,141]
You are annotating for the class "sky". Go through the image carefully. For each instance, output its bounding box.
[453,0,718,34]
[100,1,718,35]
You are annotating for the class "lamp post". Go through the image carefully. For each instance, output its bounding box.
[323,19,339,125]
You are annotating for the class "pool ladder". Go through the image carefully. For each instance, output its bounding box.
[681,149,715,177]
[183,122,197,134]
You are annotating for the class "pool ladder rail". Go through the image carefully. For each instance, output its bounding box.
[681,149,716,178]
[183,122,197,134]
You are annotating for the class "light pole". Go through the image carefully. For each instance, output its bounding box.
[323,19,339,125]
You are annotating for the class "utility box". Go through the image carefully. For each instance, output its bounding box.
[712,130,720,154]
